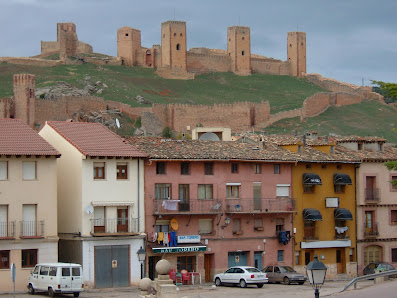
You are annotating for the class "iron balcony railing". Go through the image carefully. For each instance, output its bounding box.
[225,197,294,213]
[365,188,380,202]
[364,222,379,237]
[91,217,139,234]
[0,221,16,238]
[153,199,222,214]
[20,220,44,237]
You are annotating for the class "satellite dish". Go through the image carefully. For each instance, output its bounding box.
[170,218,179,231]
[115,118,120,129]
[85,205,94,215]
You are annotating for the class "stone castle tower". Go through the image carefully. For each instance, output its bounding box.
[287,32,306,77]
[161,21,187,71]
[117,26,142,66]
[13,74,35,127]
[59,23,78,61]
[227,26,251,75]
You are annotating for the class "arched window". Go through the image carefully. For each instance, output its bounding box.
[242,50,245,56]
[176,44,180,51]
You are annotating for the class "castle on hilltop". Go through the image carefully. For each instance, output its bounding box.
[117,21,306,79]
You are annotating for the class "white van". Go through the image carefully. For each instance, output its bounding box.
[27,263,84,297]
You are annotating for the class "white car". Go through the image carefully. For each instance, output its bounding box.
[214,266,268,288]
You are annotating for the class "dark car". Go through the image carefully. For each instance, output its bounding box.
[363,262,395,275]
[262,265,307,285]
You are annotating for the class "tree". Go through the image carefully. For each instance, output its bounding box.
[371,80,397,103]
[385,161,397,187]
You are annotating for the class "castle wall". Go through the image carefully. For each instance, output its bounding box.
[0,57,61,67]
[77,41,93,54]
[41,41,59,55]
[265,108,302,126]
[251,58,291,75]
[13,74,35,127]
[0,98,12,119]
[186,52,230,74]
[334,92,363,106]
[301,92,331,119]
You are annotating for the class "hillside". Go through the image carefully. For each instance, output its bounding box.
[264,100,397,143]
[0,63,324,112]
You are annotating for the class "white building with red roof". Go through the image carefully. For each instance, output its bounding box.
[39,121,147,288]
[0,119,60,291]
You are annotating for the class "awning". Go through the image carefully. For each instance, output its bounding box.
[303,208,322,221]
[91,201,134,207]
[149,243,207,254]
[334,208,353,221]
[303,173,322,185]
[333,173,352,185]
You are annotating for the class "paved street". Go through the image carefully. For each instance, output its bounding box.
[1,279,397,298]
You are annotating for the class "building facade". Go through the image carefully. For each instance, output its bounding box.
[39,121,147,288]
[0,119,60,291]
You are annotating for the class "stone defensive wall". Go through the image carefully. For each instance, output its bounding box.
[41,40,93,55]
[0,98,12,118]
[0,57,62,67]
[265,108,302,127]
[251,57,291,75]
[187,52,231,74]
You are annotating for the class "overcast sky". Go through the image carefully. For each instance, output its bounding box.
[1,0,396,86]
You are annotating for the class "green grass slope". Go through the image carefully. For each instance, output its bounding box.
[264,100,397,143]
[0,63,324,112]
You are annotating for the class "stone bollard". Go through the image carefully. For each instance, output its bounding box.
[139,277,153,297]
[155,259,177,298]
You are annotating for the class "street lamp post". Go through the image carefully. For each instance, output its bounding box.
[137,246,146,279]
[306,255,327,298]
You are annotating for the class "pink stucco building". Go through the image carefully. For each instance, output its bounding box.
[128,137,297,282]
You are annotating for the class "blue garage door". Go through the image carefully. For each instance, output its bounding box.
[228,252,247,267]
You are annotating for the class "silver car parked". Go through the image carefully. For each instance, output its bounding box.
[214,266,268,288]
[262,265,307,285]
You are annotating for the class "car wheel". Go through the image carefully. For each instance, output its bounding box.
[257,284,264,288]
[73,293,80,297]
[28,284,35,295]
[298,282,305,285]
[283,277,290,285]
[239,279,247,288]
[48,288,54,297]
[215,278,222,287]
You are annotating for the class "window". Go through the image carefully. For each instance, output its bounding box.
[180,33,183,37]
[116,163,128,179]
[155,223,169,233]
[62,268,71,276]
[231,163,238,173]
[391,210,397,224]
[93,162,105,179]
[179,184,190,211]
[22,204,36,237]
[181,162,190,175]
[22,249,37,268]
[0,250,9,269]
[0,161,8,180]
[358,143,363,150]
[226,185,240,198]
[93,206,105,233]
[156,162,166,174]
[204,163,213,175]
[392,176,397,191]
[155,184,171,200]
[304,221,316,240]
[276,184,290,197]
[40,266,49,275]
[254,164,261,174]
[242,36,245,40]
[378,143,383,151]
[304,185,314,193]
[334,184,345,193]
[254,218,263,230]
[233,218,241,234]
[277,250,284,262]
[330,146,335,154]
[298,146,303,154]
[198,219,212,234]
[176,43,180,50]
[274,164,280,174]
[177,256,195,272]
[242,50,245,56]
[198,184,213,200]
[49,267,57,276]
[23,161,36,180]
[392,249,397,263]
[174,33,176,36]
[0,205,8,237]
[72,267,81,276]
[125,33,129,37]
[276,218,284,233]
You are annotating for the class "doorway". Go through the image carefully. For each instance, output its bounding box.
[336,248,345,274]
[254,252,262,270]
[117,208,128,232]
[148,256,161,280]
[204,254,213,282]
[305,250,314,265]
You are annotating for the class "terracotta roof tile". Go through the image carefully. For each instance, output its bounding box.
[332,135,387,143]
[46,121,146,158]
[335,144,397,161]
[0,119,59,156]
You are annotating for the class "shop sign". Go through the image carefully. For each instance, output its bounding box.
[177,235,201,243]
[153,246,207,254]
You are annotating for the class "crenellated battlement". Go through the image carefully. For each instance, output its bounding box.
[13,74,35,87]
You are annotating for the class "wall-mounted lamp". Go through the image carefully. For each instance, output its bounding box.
[221,217,231,229]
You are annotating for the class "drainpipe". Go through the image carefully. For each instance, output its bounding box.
[137,158,141,233]
[354,164,359,276]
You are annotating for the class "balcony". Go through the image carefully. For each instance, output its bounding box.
[364,222,379,237]
[225,197,294,214]
[0,221,16,239]
[91,217,139,236]
[365,188,380,203]
[20,221,44,238]
[153,199,222,215]
[303,226,319,241]
[335,234,350,240]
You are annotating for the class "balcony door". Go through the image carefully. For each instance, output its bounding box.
[117,207,128,232]
[0,205,7,237]
[366,176,376,200]
[179,184,190,212]
[364,211,374,235]
[22,204,36,236]
[253,182,262,210]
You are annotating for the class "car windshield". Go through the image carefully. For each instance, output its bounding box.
[281,266,295,273]
[245,268,260,273]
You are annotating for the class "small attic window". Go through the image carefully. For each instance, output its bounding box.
[242,50,245,56]
[125,33,129,37]
[176,43,180,50]
[378,143,383,151]
[330,146,335,154]
[358,143,363,150]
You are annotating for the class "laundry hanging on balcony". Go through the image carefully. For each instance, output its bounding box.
[162,200,179,211]
[335,226,348,234]
[278,231,291,245]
